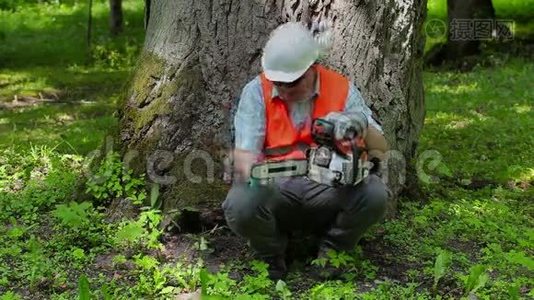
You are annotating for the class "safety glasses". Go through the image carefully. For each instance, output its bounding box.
[272,74,305,88]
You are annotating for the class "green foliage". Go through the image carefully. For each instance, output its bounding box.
[91,39,139,70]
[114,221,144,243]
[53,201,93,229]
[240,261,273,295]
[150,183,161,209]
[0,0,142,153]
[433,249,452,290]
[360,282,432,300]
[127,257,205,297]
[51,199,110,251]
[77,275,91,300]
[200,269,237,298]
[114,209,163,250]
[0,0,39,11]
[86,152,147,205]
[306,281,355,300]
[461,265,489,296]
[0,291,21,300]
[275,280,293,300]
[0,0,144,68]
[311,247,378,280]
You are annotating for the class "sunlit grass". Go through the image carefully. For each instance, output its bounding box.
[0,0,144,67]
[0,67,128,101]
[0,1,142,155]
[427,82,480,95]
[421,58,534,183]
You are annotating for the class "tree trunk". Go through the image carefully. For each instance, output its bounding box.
[445,0,494,60]
[119,0,427,216]
[426,0,496,66]
[109,0,123,35]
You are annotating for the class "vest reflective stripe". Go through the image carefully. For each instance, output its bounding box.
[260,65,349,161]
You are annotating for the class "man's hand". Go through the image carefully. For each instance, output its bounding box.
[324,111,368,140]
[233,149,261,183]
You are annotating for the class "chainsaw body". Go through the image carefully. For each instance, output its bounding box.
[249,117,371,186]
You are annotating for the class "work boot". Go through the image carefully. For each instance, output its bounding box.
[308,246,343,280]
[261,255,287,280]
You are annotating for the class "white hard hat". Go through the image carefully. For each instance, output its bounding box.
[261,22,320,82]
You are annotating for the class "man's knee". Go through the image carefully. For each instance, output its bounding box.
[353,175,389,218]
[223,184,257,227]
[364,176,388,216]
[222,183,275,232]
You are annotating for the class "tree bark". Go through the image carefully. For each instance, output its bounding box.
[119,0,427,216]
[109,0,123,36]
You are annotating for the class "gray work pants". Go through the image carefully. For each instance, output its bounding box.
[222,175,388,257]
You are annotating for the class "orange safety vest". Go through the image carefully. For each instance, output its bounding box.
[259,64,350,161]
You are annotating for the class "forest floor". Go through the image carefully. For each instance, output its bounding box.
[1,1,533,299]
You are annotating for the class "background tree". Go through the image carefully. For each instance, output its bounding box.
[109,0,123,35]
[426,0,512,66]
[119,0,427,219]
[446,0,495,59]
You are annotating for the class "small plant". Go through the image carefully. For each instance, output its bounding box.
[166,260,204,293]
[327,250,355,268]
[114,209,163,250]
[52,202,93,230]
[78,275,91,300]
[134,254,160,271]
[311,249,354,268]
[275,280,293,300]
[307,281,355,299]
[461,264,489,296]
[85,152,146,205]
[20,237,53,288]
[432,249,452,291]
[311,247,376,280]
[239,261,273,295]
[200,268,237,298]
[0,291,21,300]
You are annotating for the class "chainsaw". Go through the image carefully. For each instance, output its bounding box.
[250,118,371,186]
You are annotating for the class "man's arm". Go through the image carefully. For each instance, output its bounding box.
[365,126,388,161]
[233,77,266,182]
[344,83,389,161]
[233,149,259,181]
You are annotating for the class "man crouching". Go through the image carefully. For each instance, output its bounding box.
[223,22,389,280]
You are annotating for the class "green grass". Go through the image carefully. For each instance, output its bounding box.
[1,57,532,299]
[0,0,533,299]
[0,0,144,154]
[0,0,144,68]
[421,58,534,183]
